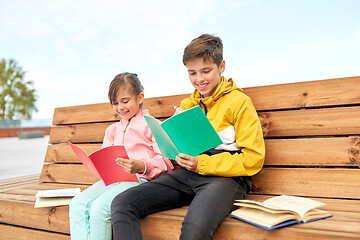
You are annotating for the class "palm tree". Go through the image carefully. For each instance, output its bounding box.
[0,58,37,119]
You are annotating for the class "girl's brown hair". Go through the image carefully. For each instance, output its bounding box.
[108,72,144,105]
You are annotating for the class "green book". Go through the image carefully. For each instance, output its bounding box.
[144,106,223,160]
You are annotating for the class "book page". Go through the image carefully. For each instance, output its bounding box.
[231,207,298,229]
[143,115,180,160]
[161,106,223,157]
[88,145,139,185]
[234,200,300,218]
[68,142,101,178]
[35,188,81,197]
[69,142,139,185]
[34,196,73,208]
[263,195,325,219]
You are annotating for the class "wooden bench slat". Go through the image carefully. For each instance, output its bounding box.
[265,137,360,166]
[49,123,111,144]
[0,223,70,240]
[48,105,360,144]
[52,94,189,125]
[44,144,102,163]
[40,164,98,184]
[51,76,360,126]
[252,168,360,199]
[39,164,360,199]
[261,105,360,137]
[44,137,359,167]
[1,198,359,240]
[246,76,360,111]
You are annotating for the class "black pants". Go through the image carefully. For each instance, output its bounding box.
[111,168,247,240]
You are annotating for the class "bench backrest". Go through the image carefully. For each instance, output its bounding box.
[40,76,360,200]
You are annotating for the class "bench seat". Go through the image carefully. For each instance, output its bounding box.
[1,76,359,239]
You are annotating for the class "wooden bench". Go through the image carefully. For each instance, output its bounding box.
[1,76,359,239]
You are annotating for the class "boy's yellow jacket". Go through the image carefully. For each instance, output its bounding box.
[180,77,265,177]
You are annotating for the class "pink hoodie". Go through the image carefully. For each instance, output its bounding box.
[102,109,173,181]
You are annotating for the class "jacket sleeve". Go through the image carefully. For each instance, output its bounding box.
[139,130,174,180]
[101,124,115,148]
[195,98,265,177]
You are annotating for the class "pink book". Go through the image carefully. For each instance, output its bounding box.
[68,142,139,186]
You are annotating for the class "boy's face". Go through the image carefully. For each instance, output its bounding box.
[186,57,225,98]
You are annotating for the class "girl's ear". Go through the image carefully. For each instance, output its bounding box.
[138,92,145,104]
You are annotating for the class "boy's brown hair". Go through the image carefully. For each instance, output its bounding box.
[182,34,223,67]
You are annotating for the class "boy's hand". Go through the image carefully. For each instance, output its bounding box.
[115,157,145,174]
[173,106,184,115]
[176,153,198,172]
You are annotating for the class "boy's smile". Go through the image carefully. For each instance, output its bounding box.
[186,58,225,98]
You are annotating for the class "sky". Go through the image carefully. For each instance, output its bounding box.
[0,0,359,119]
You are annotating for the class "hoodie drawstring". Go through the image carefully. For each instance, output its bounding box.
[199,100,208,116]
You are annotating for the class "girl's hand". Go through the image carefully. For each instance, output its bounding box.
[175,153,198,172]
[115,157,145,174]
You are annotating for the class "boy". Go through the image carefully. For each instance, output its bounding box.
[111,34,265,240]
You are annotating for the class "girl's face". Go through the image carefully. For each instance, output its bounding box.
[112,88,144,120]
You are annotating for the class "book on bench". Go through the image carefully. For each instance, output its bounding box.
[68,142,139,186]
[34,188,81,208]
[229,195,333,230]
[144,106,223,160]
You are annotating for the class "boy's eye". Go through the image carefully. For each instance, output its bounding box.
[189,72,196,76]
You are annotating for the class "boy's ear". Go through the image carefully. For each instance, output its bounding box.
[138,92,145,104]
[219,60,225,73]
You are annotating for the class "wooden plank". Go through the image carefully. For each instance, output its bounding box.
[49,122,111,144]
[40,164,99,184]
[43,137,360,167]
[260,106,360,137]
[265,137,360,166]
[0,200,70,234]
[1,196,359,239]
[0,224,70,240]
[141,209,360,240]
[245,76,360,111]
[0,174,40,192]
[51,76,360,126]
[44,144,101,163]
[52,94,189,125]
[252,168,360,199]
[48,105,360,144]
[38,164,360,199]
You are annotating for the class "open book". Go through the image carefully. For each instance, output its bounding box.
[34,188,81,208]
[144,106,223,160]
[230,195,333,230]
[68,142,139,186]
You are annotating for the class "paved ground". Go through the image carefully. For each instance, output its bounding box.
[0,136,49,180]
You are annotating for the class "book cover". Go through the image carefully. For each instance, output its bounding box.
[144,106,223,160]
[230,195,333,230]
[34,188,81,208]
[68,142,139,185]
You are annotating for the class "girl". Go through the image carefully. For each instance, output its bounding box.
[69,72,173,240]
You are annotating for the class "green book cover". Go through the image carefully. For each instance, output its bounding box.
[144,106,223,160]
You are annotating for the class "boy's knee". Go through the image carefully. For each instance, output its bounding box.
[111,191,134,215]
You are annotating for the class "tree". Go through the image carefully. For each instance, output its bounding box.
[0,58,38,120]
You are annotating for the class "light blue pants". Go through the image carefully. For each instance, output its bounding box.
[69,179,147,240]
